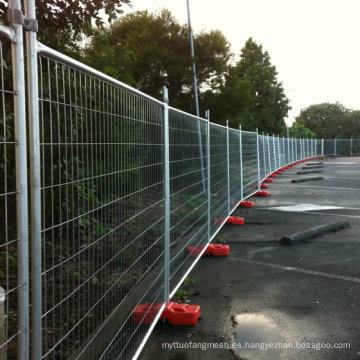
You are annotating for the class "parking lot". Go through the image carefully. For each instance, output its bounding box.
[140,157,360,360]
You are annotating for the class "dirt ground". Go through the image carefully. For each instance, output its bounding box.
[139,156,360,360]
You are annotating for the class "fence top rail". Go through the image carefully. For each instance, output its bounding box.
[241,130,257,135]
[168,106,208,124]
[37,41,164,106]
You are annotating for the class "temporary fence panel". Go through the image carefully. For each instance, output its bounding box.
[0,1,30,356]
[168,108,208,296]
[36,47,166,360]
[209,123,228,237]
[228,128,241,208]
[0,1,330,358]
[241,131,259,197]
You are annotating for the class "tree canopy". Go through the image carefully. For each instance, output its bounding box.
[289,123,316,138]
[0,0,131,55]
[84,10,232,112]
[234,38,290,133]
[294,102,350,138]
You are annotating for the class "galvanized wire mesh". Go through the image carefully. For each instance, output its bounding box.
[168,108,208,294]
[209,123,228,237]
[228,128,241,209]
[0,18,328,359]
[0,40,19,360]
[241,131,258,197]
[258,134,267,182]
[324,139,336,155]
[38,53,165,360]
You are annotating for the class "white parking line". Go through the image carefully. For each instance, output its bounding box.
[230,258,360,284]
[279,184,360,191]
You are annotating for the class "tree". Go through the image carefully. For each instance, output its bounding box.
[289,123,316,138]
[200,67,255,127]
[295,102,349,138]
[233,38,290,133]
[84,10,232,112]
[0,0,131,55]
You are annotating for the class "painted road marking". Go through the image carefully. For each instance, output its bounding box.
[270,204,344,212]
[230,258,360,284]
[279,184,360,191]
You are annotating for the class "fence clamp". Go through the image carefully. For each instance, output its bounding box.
[7,8,38,32]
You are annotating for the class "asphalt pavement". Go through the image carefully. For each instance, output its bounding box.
[140,156,360,360]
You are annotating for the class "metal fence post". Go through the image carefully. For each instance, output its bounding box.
[256,128,261,189]
[287,134,290,164]
[277,135,281,168]
[267,133,271,173]
[322,138,324,156]
[205,110,211,241]
[282,136,285,167]
[24,0,42,357]
[262,133,266,175]
[239,125,243,200]
[226,120,230,214]
[351,138,353,155]
[163,87,170,305]
[8,0,30,358]
[334,138,337,156]
[273,134,276,169]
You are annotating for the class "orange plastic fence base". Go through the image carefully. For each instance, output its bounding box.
[239,200,255,208]
[227,216,245,225]
[187,243,229,257]
[254,190,271,197]
[132,302,201,325]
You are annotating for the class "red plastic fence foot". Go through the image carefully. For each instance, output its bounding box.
[264,178,274,183]
[254,190,271,197]
[269,173,278,178]
[239,200,255,208]
[132,303,163,324]
[163,302,201,325]
[187,243,230,257]
[187,244,206,257]
[207,244,230,256]
[132,302,201,325]
[260,183,269,189]
[226,216,245,225]
[274,170,283,174]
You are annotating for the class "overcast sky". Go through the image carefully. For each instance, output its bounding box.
[123,0,360,126]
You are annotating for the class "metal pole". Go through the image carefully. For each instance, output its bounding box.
[8,0,29,358]
[322,138,324,156]
[351,138,353,155]
[334,138,337,156]
[24,0,42,357]
[267,133,271,173]
[205,110,211,241]
[273,134,276,169]
[163,87,170,305]
[287,133,290,164]
[256,129,261,188]
[239,125,243,199]
[226,120,230,214]
[277,135,281,168]
[186,0,200,117]
[262,133,266,175]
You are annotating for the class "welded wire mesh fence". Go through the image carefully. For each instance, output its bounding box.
[0,2,338,359]
[0,39,20,360]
